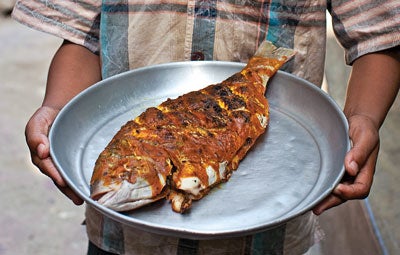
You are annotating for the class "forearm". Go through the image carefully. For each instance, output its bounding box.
[43,40,102,109]
[344,47,400,128]
[24,40,100,205]
[313,47,400,214]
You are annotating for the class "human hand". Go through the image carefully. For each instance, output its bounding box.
[25,106,84,205]
[313,114,379,215]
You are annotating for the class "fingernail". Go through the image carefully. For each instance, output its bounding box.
[334,184,343,196]
[37,143,45,158]
[349,161,359,175]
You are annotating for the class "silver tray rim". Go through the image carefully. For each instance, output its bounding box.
[49,61,350,239]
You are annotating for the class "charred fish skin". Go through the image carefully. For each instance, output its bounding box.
[90,41,295,213]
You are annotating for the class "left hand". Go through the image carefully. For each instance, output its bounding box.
[312,114,379,215]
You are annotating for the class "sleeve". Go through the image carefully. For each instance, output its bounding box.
[329,0,400,65]
[12,0,101,54]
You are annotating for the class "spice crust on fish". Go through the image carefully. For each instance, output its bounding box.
[90,41,295,213]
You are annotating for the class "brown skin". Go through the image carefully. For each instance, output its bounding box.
[26,40,399,214]
[313,47,400,215]
[25,40,101,205]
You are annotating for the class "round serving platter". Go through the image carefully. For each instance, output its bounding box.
[50,61,349,239]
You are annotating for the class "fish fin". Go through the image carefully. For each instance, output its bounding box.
[254,40,296,61]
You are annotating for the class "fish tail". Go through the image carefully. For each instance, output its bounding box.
[254,40,296,61]
[242,41,296,88]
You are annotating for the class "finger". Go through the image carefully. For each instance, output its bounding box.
[36,141,50,159]
[33,155,84,205]
[345,116,379,176]
[25,107,82,205]
[32,155,65,187]
[25,107,59,156]
[335,149,377,201]
[313,194,345,215]
[334,164,375,200]
[344,154,359,177]
[26,128,50,159]
[32,155,84,205]
[58,185,84,205]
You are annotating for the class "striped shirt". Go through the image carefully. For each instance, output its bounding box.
[12,0,400,254]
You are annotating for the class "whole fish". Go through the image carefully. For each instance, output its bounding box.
[90,41,295,213]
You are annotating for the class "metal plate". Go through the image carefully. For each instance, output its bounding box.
[49,61,349,239]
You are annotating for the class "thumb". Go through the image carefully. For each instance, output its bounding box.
[37,142,49,159]
[25,106,59,158]
[345,115,379,176]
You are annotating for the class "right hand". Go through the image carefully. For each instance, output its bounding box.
[25,106,84,205]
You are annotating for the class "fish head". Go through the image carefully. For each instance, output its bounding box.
[90,175,168,211]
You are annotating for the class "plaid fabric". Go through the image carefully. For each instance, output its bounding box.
[12,0,400,84]
[85,206,320,255]
[12,0,400,254]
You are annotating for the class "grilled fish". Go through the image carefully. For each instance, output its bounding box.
[90,41,295,213]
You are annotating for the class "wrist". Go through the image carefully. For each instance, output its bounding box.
[38,105,61,118]
[346,113,380,135]
[344,110,380,131]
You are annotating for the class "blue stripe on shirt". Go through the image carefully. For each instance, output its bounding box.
[191,0,217,60]
[100,1,130,78]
